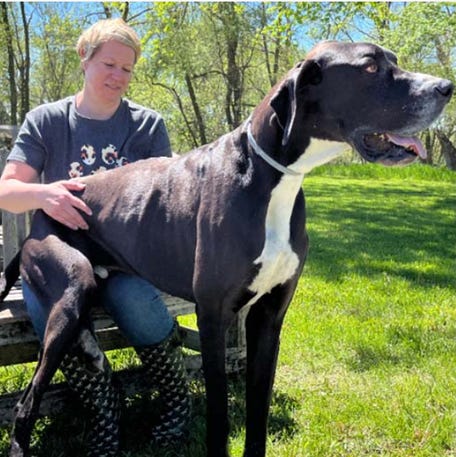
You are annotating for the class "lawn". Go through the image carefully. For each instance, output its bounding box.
[0,164,455,457]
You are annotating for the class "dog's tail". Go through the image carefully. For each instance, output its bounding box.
[0,250,21,303]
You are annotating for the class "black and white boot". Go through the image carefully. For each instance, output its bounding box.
[135,322,191,445]
[60,337,121,457]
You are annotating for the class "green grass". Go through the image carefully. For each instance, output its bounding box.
[1,164,455,456]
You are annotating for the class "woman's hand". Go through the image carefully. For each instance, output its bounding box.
[40,180,92,230]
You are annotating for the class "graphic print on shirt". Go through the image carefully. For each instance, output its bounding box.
[101,144,118,165]
[68,144,129,178]
[81,145,96,166]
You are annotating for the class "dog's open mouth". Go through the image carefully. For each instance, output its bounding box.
[354,132,426,165]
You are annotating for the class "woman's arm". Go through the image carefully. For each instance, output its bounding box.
[0,161,92,230]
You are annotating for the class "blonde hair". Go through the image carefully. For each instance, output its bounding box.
[76,18,141,64]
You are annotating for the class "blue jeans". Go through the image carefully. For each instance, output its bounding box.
[23,272,174,347]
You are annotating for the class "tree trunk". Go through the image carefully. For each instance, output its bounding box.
[185,73,207,145]
[436,130,456,170]
[218,3,242,130]
[260,3,281,88]
[423,131,434,165]
[225,34,242,129]
[0,3,17,125]
[122,2,129,21]
[19,2,30,122]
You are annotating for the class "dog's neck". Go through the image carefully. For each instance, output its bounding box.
[247,114,346,176]
[247,120,301,176]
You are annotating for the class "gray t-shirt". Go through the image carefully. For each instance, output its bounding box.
[8,96,172,183]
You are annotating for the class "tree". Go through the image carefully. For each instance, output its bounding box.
[0,2,17,124]
[132,2,301,152]
[436,130,456,170]
[18,2,30,121]
[0,3,34,124]
[1,2,455,168]
[30,4,82,104]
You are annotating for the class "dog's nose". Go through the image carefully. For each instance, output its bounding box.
[435,79,454,99]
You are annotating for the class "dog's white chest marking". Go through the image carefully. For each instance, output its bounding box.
[246,139,345,307]
[246,174,301,307]
[292,139,347,174]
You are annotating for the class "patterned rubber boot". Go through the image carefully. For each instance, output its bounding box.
[135,323,191,445]
[60,349,121,457]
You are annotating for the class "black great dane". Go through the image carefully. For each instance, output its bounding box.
[1,41,453,457]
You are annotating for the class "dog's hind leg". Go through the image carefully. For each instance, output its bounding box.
[9,238,97,457]
[242,285,295,457]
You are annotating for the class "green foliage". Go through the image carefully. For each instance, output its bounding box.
[131,2,299,151]
[1,2,456,165]
[30,4,83,104]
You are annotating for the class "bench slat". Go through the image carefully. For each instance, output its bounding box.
[0,291,196,325]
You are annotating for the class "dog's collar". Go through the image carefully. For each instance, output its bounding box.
[246,121,301,177]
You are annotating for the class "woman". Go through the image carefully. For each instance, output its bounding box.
[0,18,190,456]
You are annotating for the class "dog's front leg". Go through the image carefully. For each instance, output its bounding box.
[197,309,234,457]
[243,286,294,457]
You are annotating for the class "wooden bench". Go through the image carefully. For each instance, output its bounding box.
[0,137,247,425]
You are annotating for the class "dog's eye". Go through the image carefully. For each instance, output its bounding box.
[364,63,378,74]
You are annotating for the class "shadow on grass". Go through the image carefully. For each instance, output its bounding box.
[302,178,456,374]
[303,181,456,290]
[347,322,456,373]
[0,373,300,457]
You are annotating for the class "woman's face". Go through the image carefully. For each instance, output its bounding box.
[82,40,135,105]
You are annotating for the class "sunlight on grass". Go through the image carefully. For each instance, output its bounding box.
[271,165,456,456]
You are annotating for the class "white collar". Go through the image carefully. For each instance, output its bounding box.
[246,120,302,177]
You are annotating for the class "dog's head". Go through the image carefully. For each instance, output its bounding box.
[270,41,453,165]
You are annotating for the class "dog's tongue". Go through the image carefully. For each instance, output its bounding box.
[386,133,427,160]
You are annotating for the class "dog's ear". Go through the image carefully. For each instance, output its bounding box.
[270,59,322,147]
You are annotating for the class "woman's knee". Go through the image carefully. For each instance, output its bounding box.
[101,273,173,346]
